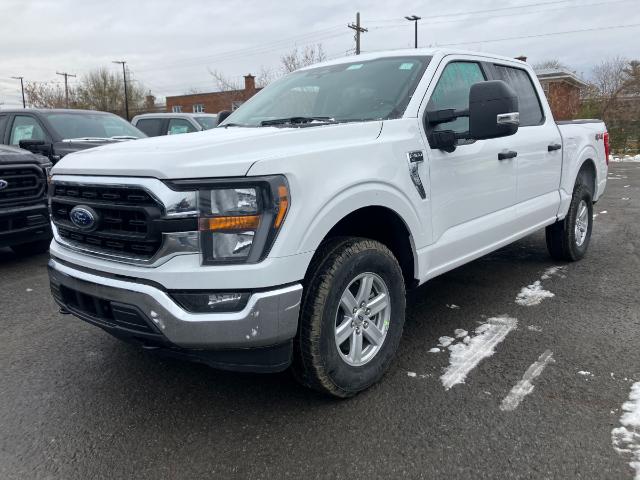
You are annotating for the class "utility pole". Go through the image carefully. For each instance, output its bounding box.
[405,15,421,48]
[112,60,129,120]
[56,71,76,108]
[10,76,26,108]
[348,12,367,55]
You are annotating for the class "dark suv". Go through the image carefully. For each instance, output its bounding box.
[0,145,51,255]
[0,109,145,163]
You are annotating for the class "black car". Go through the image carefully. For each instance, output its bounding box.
[0,109,146,163]
[0,145,51,255]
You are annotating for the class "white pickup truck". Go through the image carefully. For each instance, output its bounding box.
[48,49,608,397]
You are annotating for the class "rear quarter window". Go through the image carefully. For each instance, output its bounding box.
[492,65,544,126]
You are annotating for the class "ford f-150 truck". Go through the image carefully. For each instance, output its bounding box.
[47,49,608,397]
[0,145,52,255]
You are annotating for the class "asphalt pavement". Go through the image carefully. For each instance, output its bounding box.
[1,163,639,479]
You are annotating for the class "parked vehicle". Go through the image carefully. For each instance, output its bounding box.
[0,109,145,163]
[47,49,608,397]
[131,113,218,137]
[0,145,51,255]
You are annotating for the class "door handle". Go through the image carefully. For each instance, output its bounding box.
[498,150,518,160]
[548,143,562,152]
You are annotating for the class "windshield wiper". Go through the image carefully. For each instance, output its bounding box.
[62,137,115,142]
[110,135,139,140]
[260,116,336,127]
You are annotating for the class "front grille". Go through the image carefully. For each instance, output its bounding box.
[51,183,165,260]
[0,164,46,207]
[53,283,160,335]
[0,212,48,233]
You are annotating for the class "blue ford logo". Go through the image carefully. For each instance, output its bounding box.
[69,205,98,230]
[0,179,8,190]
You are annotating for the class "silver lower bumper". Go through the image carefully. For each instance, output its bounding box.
[48,257,303,349]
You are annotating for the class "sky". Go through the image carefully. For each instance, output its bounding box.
[1,0,639,107]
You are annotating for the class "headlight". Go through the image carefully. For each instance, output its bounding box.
[169,176,289,265]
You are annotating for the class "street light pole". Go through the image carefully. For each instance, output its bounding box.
[10,76,26,108]
[405,15,422,48]
[112,60,129,120]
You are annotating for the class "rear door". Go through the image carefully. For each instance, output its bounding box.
[487,62,562,225]
[419,56,518,274]
[135,117,166,137]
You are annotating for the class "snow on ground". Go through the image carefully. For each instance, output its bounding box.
[527,325,543,332]
[438,336,455,347]
[612,382,640,479]
[500,350,554,411]
[516,281,555,306]
[428,348,440,353]
[407,371,417,378]
[446,304,460,309]
[440,315,517,390]
[611,154,640,163]
[578,371,594,377]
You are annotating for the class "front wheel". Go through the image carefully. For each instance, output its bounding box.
[293,238,406,398]
[546,183,593,261]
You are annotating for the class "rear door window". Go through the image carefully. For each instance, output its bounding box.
[136,118,165,137]
[167,118,197,135]
[9,115,46,144]
[492,65,544,126]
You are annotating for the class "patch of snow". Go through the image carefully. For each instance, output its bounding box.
[527,325,543,332]
[462,336,471,344]
[611,382,640,479]
[516,281,555,306]
[578,371,594,377]
[611,154,640,163]
[500,350,554,411]
[541,266,565,280]
[622,197,630,200]
[446,304,460,309]
[407,371,417,378]
[428,347,441,353]
[593,213,599,219]
[438,336,455,347]
[25,288,33,292]
[624,185,630,188]
[440,315,517,390]
[601,210,608,214]
[454,328,468,338]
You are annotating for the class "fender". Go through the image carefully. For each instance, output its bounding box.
[557,144,598,220]
[296,181,428,260]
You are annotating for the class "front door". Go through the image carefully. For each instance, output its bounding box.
[418,57,518,275]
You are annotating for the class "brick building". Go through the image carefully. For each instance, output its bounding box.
[534,68,587,121]
[165,75,260,115]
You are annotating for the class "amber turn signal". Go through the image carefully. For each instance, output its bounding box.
[199,215,261,232]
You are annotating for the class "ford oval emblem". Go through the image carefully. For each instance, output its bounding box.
[69,205,98,230]
[0,179,8,190]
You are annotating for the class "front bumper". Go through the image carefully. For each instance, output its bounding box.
[48,257,303,371]
[0,204,51,248]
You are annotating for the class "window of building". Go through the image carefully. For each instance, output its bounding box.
[492,65,544,126]
[193,104,205,113]
[172,105,183,113]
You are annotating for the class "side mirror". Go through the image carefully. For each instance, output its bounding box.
[468,80,519,140]
[217,110,232,124]
[19,139,53,156]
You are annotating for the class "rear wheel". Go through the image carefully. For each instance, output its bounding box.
[11,238,51,256]
[292,238,406,398]
[546,183,593,261]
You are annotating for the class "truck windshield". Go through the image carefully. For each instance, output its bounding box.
[222,56,431,127]
[43,112,146,140]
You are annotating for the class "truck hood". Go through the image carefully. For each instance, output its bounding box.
[51,122,383,179]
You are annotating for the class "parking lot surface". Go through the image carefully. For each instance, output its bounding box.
[1,163,639,479]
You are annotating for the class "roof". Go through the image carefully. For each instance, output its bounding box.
[0,108,113,115]
[132,112,218,120]
[534,68,587,87]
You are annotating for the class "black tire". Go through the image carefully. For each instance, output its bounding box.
[10,238,51,256]
[292,237,406,398]
[545,183,593,261]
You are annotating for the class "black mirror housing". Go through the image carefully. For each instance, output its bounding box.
[218,110,232,124]
[468,80,519,140]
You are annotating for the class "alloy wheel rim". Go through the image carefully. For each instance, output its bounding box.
[575,199,589,247]
[334,272,391,367]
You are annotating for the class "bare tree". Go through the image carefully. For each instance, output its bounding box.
[533,59,569,71]
[590,56,628,118]
[25,67,148,118]
[24,82,70,108]
[280,44,326,73]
